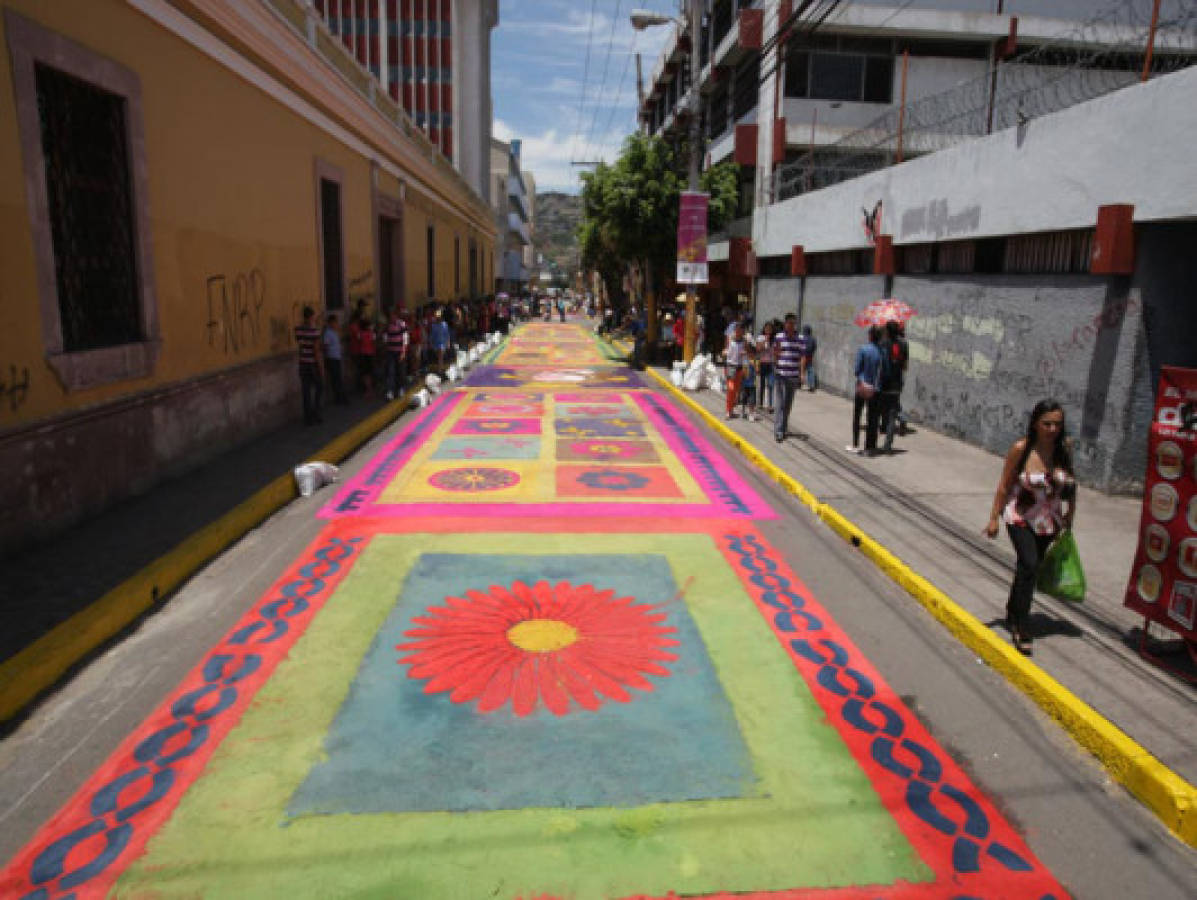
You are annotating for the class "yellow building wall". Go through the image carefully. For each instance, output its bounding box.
[0,0,494,429]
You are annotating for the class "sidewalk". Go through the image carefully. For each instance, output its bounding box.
[0,392,403,667]
[653,365,1197,786]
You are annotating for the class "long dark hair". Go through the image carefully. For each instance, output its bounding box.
[1017,399,1074,476]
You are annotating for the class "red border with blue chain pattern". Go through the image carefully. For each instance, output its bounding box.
[0,521,1066,899]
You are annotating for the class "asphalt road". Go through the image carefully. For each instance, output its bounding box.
[1,325,1194,898]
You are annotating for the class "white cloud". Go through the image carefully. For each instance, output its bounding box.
[495,116,641,195]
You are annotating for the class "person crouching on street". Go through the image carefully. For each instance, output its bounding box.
[984,400,1076,654]
[724,321,749,420]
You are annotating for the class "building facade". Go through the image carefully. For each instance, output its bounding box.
[0,0,497,550]
[490,137,533,293]
[310,0,499,201]
[640,1,1197,492]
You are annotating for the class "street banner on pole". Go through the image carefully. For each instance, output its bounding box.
[677,191,709,284]
[1123,365,1197,642]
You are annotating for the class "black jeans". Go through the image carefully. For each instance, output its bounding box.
[852,393,880,450]
[880,390,902,451]
[758,362,774,408]
[326,358,347,404]
[299,364,323,423]
[1006,524,1053,633]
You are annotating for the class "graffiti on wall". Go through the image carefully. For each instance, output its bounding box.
[1035,295,1139,377]
[899,199,982,240]
[0,364,31,412]
[348,269,374,309]
[206,269,266,354]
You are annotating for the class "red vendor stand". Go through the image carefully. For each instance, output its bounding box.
[1123,366,1197,678]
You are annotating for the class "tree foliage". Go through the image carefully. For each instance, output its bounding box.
[578,132,740,310]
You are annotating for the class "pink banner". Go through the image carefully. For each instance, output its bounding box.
[677,191,709,284]
[1123,365,1197,641]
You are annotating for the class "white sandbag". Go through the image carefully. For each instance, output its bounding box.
[413,388,431,408]
[469,346,481,362]
[425,373,442,395]
[293,461,340,497]
[670,367,685,387]
[446,364,460,382]
[456,350,469,369]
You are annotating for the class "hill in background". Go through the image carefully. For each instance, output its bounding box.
[534,192,581,279]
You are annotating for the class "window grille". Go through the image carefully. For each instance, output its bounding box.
[35,63,141,352]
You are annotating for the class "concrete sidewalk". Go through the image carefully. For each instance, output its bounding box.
[656,365,1197,786]
[0,392,404,667]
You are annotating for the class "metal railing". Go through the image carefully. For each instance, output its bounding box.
[774,0,1197,203]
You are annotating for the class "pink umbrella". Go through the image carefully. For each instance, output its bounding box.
[854,298,916,327]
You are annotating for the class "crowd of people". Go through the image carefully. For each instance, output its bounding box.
[718,313,818,442]
[292,295,513,426]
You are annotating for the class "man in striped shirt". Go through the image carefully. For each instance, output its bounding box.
[772,313,803,442]
[294,306,325,426]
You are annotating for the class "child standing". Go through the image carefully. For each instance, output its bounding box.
[740,342,759,422]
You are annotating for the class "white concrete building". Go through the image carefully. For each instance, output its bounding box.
[640,1,1197,492]
[490,137,532,292]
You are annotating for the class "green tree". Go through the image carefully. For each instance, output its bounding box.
[578,132,738,338]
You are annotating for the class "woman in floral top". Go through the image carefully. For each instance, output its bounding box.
[985,400,1077,653]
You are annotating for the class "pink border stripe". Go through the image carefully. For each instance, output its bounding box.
[633,392,775,520]
[319,388,773,520]
[318,393,463,519]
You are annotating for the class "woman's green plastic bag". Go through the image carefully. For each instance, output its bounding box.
[1037,530,1086,603]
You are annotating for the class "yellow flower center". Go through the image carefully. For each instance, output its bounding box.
[507,618,579,653]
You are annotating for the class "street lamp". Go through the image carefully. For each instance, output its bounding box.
[630,3,704,363]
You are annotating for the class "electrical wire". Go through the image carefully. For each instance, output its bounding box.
[592,31,641,163]
[570,0,600,163]
[581,0,625,160]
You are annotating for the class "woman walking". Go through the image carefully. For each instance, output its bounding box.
[984,400,1077,654]
[756,321,776,412]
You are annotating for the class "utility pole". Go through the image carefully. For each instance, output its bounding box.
[682,0,702,363]
[636,53,646,134]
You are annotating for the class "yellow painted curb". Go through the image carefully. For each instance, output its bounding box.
[643,365,1197,848]
[0,380,424,723]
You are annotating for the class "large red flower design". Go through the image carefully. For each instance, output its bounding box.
[396,580,679,716]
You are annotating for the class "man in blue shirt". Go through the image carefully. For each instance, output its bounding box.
[849,325,884,455]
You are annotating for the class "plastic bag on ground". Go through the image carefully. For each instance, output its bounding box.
[424,373,442,394]
[413,388,431,408]
[456,350,469,370]
[293,461,340,497]
[446,364,460,382]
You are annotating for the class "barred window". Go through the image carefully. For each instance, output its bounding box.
[6,10,159,390]
[35,63,141,352]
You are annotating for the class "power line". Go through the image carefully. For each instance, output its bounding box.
[570,0,600,164]
[592,31,640,162]
[581,0,624,159]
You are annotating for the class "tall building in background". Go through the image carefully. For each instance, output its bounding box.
[312,0,498,201]
[490,138,532,293]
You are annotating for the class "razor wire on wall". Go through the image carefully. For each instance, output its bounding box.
[773,0,1197,202]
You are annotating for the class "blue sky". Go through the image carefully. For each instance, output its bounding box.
[492,0,678,194]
